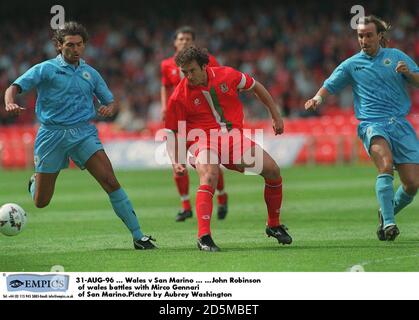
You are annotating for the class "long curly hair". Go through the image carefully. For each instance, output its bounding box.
[52,21,89,53]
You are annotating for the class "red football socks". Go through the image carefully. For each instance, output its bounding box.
[216,168,227,205]
[174,173,191,211]
[264,177,283,227]
[196,185,215,237]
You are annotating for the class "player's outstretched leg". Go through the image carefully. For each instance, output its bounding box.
[85,151,156,250]
[264,177,292,245]
[28,172,59,208]
[108,188,156,249]
[216,168,228,220]
[256,147,292,245]
[173,169,193,222]
[195,152,220,252]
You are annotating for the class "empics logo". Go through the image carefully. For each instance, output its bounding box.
[7,274,69,292]
[9,280,24,288]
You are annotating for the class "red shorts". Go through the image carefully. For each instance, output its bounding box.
[187,130,256,172]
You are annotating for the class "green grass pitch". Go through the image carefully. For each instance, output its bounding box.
[0,165,418,272]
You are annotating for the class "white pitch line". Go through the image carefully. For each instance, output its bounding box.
[348,254,419,271]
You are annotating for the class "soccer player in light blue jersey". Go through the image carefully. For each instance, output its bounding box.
[4,21,156,249]
[305,15,419,241]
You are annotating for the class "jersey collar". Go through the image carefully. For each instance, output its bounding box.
[360,46,383,60]
[56,54,86,68]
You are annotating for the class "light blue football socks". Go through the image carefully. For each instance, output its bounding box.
[376,174,395,227]
[394,185,416,215]
[109,188,143,241]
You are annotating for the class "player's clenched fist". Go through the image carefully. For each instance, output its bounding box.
[272,117,284,135]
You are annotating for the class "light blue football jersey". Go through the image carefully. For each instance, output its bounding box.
[324,47,419,120]
[13,54,113,126]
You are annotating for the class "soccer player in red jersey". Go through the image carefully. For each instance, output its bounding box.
[165,46,292,251]
[161,26,228,222]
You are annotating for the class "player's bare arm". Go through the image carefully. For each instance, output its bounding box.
[4,84,26,115]
[166,131,187,175]
[251,81,284,135]
[97,102,117,117]
[304,87,331,111]
[160,86,168,120]
[396,61,419,87]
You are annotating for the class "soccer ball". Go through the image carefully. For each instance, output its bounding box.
[0,203,27,236]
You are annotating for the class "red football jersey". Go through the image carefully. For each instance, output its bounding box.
[165,66,256,134]
[161,54,220,100]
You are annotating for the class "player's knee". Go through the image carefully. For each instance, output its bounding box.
[203,174,217,186]
[200,171,218,187]
[370,151,393,174]
[103,175,121,192]
[262,164,281,180]
[174,168,187,177]
[377,161,393,175]
[267,170,281,181]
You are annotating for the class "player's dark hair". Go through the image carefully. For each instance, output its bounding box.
[174,26,195,40]
[360,15,391,48]
[175,46,209,68]
[52,21,89,53]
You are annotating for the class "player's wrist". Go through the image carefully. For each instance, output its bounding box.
[313,95,323,105]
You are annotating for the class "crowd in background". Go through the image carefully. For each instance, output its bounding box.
[1,0,419,129]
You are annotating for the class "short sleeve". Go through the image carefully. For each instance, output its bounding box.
[13,63,45,93]
[93,70,114,105]
[231,68,255,91]
[165,96,186,133]
[323,61,352,94]
[396,49,419,74]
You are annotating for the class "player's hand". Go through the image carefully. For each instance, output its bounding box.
[173,163,186,175]
[97,105,116,117]
[395,61,410,75]
[5,103,26,116]
[305,97,322,111]
[272,117,284,135]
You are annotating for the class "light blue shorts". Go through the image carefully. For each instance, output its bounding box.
[34,122,104,173]
[358,117,419,165]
